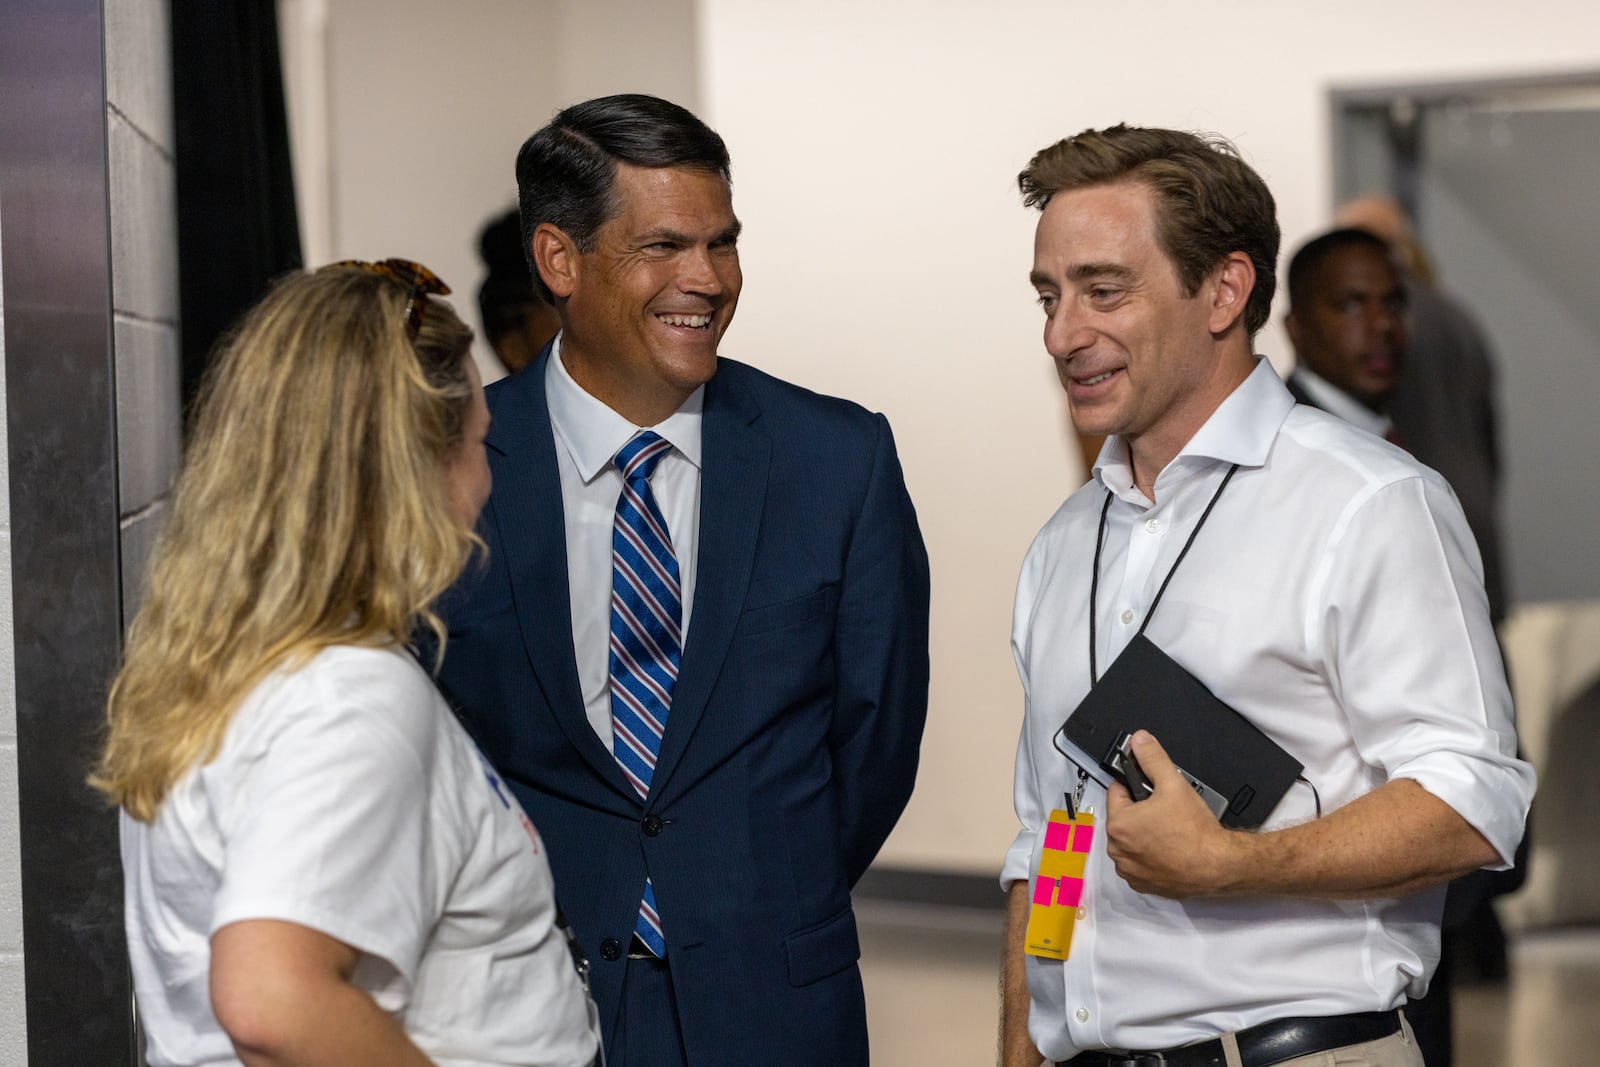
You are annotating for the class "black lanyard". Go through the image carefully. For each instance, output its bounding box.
[1088,463,1241,685]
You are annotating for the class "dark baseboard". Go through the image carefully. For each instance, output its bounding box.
[854,866,1006,910]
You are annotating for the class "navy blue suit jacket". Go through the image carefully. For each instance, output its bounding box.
[433,350,930,1065]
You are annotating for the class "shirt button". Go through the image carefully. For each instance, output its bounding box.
[642,814,663,836]
[600,938,623,961]
[1077,906,1088,920]
[1120,609,1134,625]
[1076,1007,1090,1022]
[1145,518,1161,532]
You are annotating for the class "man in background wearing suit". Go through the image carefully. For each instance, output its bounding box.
[1282,227,1409,442]
[434,94,931,1067]
[1284,225,1523,1067]
[1335,196,1508,627]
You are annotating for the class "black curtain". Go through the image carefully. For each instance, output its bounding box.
[171,0,303,419]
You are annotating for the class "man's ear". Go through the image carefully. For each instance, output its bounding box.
[532,223,579,299]
[1208,251,1255,336]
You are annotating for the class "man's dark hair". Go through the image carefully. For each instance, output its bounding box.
[1018,125,1280,338]
[1286,227,1395,312]
[515,93,732,303]
[477,208,545,343]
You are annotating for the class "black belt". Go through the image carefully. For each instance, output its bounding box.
[1064,1010,1402,1067]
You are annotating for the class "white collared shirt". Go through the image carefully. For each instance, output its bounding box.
[1003,359,1533,1061]
[1291,366,1394,440]
[544,334,703,748]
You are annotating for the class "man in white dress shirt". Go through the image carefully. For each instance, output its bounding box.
[999,125,1533,1067]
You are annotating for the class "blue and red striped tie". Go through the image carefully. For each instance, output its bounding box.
[609,430,680,958]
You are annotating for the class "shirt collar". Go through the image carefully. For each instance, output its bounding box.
[544,332,705,483]
[1093,358,1294,498]
[1291,366,1392,439]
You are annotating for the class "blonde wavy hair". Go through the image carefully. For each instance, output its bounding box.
[94,264,478,821]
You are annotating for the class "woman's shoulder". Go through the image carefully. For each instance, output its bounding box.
[232,644,444,756]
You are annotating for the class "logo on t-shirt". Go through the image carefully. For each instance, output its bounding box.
[475,751,542,854]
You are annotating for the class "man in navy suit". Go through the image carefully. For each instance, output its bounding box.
[434,94,930,1066]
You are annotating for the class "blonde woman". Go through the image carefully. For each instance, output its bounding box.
[94,261,601,1067]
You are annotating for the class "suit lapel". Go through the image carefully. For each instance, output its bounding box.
[650,366,769,803]
[487,352,635,797]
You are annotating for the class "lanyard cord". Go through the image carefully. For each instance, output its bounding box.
[1088,462,1241,685]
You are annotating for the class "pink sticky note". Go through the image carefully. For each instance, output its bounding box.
[1044,821,1071,852]
[1032,876,1057,906]
[1071,824,1095,853]
[1057,877,1084,908]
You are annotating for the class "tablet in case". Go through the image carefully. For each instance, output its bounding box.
[1062,634,1303,829]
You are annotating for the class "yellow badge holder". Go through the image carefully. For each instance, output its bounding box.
[1024,806,1093,960]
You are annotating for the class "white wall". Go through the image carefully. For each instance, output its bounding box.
[320,0,556,380]
[296,0,1600,877]
[696,0,1600,872]
[290,0,695,380]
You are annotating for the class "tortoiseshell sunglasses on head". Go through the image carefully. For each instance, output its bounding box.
[331,258,451,339]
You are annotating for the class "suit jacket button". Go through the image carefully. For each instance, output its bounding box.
[600,938,622,961]
[642,814,663,837]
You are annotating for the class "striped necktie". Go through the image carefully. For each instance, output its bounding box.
[609,430,680,958]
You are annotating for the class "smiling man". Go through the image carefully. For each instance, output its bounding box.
[1000,126,1531,1067]
[432,94,929,1067]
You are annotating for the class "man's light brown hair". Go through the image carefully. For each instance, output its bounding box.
[1019,124,1280,338]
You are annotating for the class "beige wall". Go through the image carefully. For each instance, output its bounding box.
[285,0,696,379]
[291,0,1600,877]
[698,0,1600,873]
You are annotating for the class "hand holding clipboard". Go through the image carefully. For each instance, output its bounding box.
[1101,729,1255,898]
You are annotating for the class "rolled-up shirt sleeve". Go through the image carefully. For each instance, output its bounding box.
[1313,472,1534,866]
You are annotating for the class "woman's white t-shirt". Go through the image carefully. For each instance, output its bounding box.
[121,645,600,1066]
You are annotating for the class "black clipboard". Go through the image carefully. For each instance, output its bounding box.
[1062,634,1302,829]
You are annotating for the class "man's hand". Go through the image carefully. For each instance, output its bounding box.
[1104,730,1503,901]
[1103,730,1240,898]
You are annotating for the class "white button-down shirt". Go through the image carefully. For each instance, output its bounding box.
[544,335,703,748]
[1003,359,1533,1062]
